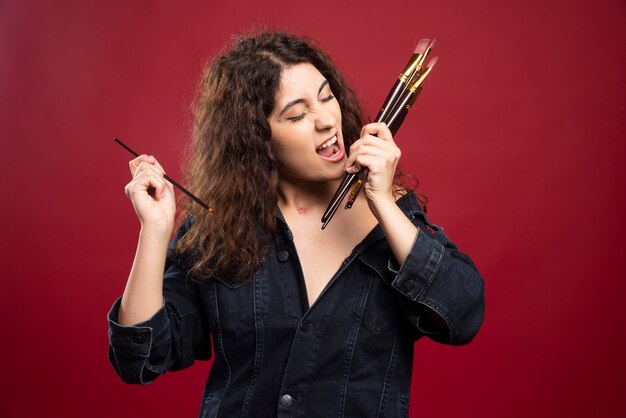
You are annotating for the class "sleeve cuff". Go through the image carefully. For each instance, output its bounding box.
[107,297,169,357]
[387,228,445,302]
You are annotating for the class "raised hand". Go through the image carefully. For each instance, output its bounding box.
[124,154,176,236]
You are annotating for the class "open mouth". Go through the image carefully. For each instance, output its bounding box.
[316,135,341,159]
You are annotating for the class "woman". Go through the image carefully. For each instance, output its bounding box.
[108,31,485,417]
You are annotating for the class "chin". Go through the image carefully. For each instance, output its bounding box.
[325,166,348,181]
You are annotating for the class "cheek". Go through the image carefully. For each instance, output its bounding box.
[270,134,297,166]
[270,136,310,173]
[272,124,308,151]
[334,100,342,117]
[331,102,343,127]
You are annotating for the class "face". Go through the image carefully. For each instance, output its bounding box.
[268,62,346,183]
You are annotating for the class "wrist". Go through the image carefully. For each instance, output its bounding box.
[139,223,173,243]
[367,192,396,219]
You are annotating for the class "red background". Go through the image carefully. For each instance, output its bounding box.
[1,0,625,417]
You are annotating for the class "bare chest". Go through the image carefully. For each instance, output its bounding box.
[286,213,377,308]
[293,234,353,307]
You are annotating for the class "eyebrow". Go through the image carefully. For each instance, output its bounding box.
[277,80,330,118]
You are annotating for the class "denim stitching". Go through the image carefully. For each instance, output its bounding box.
[200,396,213,418]
[144,361,165,375]
[418,241,444,297]
[210,279,231,416]
[337,274,372,417]
[432,228,449,246]
[386,234,420,299]
[138,329,154,384]
[416,298,454,341]
[137,358,147,384]
[110,347,122,380]
[240,263,266,418]
[376,325,399,418]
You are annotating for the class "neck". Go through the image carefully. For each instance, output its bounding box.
[277,175,343,214]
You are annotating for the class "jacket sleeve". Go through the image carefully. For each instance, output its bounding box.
[107,219,212,385]
[387,202,485,346]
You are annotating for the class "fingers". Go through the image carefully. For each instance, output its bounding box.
[129,154,152,176]
[348,154,378,175]
[125,172,168,201]
[345,125,401,173]
[125,154,169,200]
[347,146,401,172]
[129,154,166,176]
[360,122,393,142]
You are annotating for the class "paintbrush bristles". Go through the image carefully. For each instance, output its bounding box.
[417,39,436,68]
[414,39,430,54]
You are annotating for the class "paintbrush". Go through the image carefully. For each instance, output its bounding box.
[113,137,222,221]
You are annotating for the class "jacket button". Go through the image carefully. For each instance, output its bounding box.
[300,321,309,331]
[280,393,293,407]
[277,250,289,262]
[402,280,414,291]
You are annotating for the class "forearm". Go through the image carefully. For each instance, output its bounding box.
[117,227,170,326]
[370,197,419,266]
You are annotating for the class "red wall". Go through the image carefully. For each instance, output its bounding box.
[1,0,624,416]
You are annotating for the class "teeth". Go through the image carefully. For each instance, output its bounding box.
[318,135,337,150]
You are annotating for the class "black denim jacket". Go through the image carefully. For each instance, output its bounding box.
[107,192,485,418]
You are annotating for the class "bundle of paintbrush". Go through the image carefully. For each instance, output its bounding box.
[321,39,438,229]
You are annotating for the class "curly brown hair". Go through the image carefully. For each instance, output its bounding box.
[175,31,426,282]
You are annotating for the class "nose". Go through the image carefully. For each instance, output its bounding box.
[314,104,336,131]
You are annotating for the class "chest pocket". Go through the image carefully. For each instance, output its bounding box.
[214,276,256,340]
[354,273,398,335]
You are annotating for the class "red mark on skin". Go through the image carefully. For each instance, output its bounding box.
[297,207,308,215]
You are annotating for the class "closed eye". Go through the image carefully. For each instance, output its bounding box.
[287,113,306,123]
[286,93,335,123]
